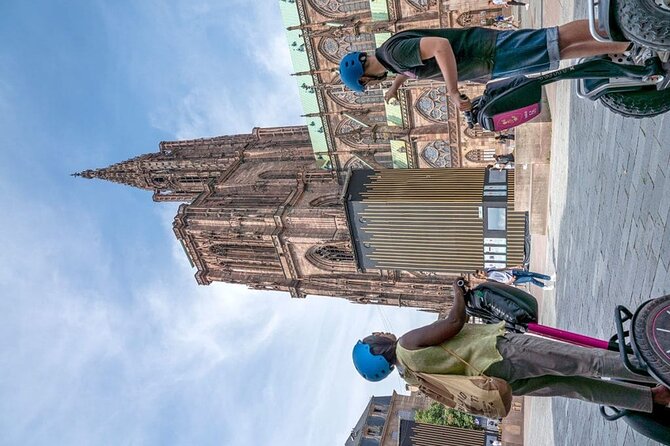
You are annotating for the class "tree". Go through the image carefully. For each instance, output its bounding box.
[414,402,481,430]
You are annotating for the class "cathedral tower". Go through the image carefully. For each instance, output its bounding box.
[78,126,454,313]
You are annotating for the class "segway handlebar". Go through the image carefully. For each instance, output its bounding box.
[460,94,476,129]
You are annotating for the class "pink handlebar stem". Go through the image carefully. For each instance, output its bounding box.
[526,323,611,350]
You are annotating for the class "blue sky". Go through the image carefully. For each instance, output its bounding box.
[0,1,435,444]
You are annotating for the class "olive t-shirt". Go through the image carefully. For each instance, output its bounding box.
[395,321,506,386]
[375,28,499,83]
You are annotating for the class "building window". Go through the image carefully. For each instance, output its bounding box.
[465,148,496,163]
[365,425,382,437]
[306,244,355,270]
[464,125,496,139]
[405,0,429,9]
[336,116,389,149]
[344,156,373,170]
[420,140,458,168]
[456,8,505,27]
[415,86,449,122]
[373,151,394,169]
[488,170,507,183]
[308,0,369,17]
[327,88,383,108]
[372,404,386,414]
[319,34,375,64]
[309,195,341,208]
[210,244,229,257]
[487,208,506,231]
[259,171,297,180]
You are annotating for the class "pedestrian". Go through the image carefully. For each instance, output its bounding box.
[489,153,515,170]
[482,266,554,289]
[490,0,530,10]
[339,20,631,111]
[352,280,670,415]
[494,133,515,142]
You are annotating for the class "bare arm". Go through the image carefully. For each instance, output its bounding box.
[385,74,409,103]
[419,37,471,111]
[399,280,467,350]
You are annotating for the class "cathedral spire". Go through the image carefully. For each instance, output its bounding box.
[73,135,251,202]
[72,154,157,191]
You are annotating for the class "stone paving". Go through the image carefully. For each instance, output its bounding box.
[518,1,670,444]
[544,77,670,446]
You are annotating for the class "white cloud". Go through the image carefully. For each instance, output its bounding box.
[0,182,435,445]
[96,0,303,139]
[0,1,438,444]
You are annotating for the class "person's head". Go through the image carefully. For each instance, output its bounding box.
[339,52,387,92]
[352,332,398,382]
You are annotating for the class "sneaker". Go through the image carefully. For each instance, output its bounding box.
[525,3,530,9]
[542,284,554,291]
[550,274,556,281]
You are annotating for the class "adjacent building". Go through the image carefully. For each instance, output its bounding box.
[345,391,508,446]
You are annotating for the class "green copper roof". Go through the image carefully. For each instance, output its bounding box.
[390,140,409,169]
[374,32,391,47]
[279,0,330,169]
[384,94,403,127]
[368,0,389,21]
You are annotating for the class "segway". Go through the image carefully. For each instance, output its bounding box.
[464,281,670,445]
[462,0,670,131]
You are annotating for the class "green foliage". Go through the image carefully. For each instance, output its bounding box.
[414,402,481,430]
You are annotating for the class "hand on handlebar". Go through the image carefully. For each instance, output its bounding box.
[450,92,472,112]
[384,89,399,104]
[452,277,467,290]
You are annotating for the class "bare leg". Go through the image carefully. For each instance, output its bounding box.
[558,20,630,60]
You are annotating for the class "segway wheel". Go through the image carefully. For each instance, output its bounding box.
[614,0,670,51]
[632,295,670,387]
[599,86,670,118]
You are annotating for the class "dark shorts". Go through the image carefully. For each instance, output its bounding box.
[491,27,560,79]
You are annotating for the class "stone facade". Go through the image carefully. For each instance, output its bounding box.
[280,0,511,174]
[345,391,432,446]
[77,126,455,312]
[78,1,520,313]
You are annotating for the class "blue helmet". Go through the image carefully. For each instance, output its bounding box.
[352,340,394,382]
[339,52,366,92]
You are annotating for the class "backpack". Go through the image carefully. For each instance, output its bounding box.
[465,281,539,326]
[474,75,544,131]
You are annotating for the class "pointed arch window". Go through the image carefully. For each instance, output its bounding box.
[336,115,389,149]
[464,126,496,139]
[310,195,342,208]
[415,87,449,122]
[306,244,355,271]
[210,244,229,257]
[319,33,375,64]
[465,148,497,163]
[259,171,297,180]
[420,140,459,168]
[405,0,429,8]
[373,151,393,169]
[344,156,373,170]
[327,89,383,109]
[456,8,504,27]
[307,0,369,18]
